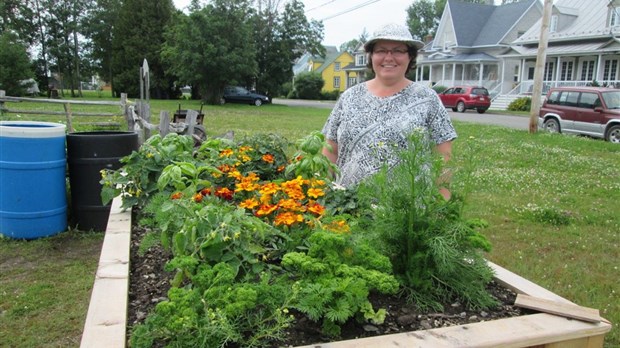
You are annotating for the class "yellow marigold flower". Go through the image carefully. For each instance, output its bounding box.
[219,148,234,157]
[260,194,272,204]
[228,170,242,180]
[260,182,280,195]
[307,187,325,199]
[256,204,278,217]
[274,211,303,226]
[310,179,325,187]
[239,145,253,152]
[240,154,251,162]
[239,198,259,210]
[212,171,222,178]
[262,153,275,163]
[283,186,305,200]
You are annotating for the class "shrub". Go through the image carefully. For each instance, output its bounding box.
[293,72,324,100]
[432,85,448,94]
[508,96,532,112]
[321,90,340,100]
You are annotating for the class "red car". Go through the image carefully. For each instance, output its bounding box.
[438,86,491,113]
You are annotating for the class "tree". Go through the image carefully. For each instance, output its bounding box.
[82,0,121,92]
[0,32,35,96]
[112,0,176,98]
[339,29,369,53]
[252,0,324,97]
[161,0,257,104]
[406,0,489,41]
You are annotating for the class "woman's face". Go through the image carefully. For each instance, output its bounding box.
[370,40,411,81]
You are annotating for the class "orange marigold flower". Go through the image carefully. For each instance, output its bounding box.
[255,204,278,217]
[274,211,303,226]
[278,198,304,212]
[170,192,183,200]
[192,193,203,203]
[200,188,212,196]
[219,148,234,157]
[307,187,325,199]
[277,165,286,172]
[235,180,260,192]
[239,198,260,210]
[259,182,280,195]
[218,164,232,173]
[262,153,275,163]
[326,219,351,234]
[307,202,325,216]
[215,187,234,201]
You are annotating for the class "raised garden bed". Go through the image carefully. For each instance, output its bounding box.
[80,197,612,348]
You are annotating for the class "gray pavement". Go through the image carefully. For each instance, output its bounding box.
[273,98,532,130]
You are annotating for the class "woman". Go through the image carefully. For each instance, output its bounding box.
[321,23,457,199]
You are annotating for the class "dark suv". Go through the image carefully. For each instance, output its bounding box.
[222,86,271,106]
[438,86,491,113]
[538,87,620,143]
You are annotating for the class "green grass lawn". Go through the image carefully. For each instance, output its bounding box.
[1,94,618,347]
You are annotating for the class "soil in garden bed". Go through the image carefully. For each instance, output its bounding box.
[127,225,526,347]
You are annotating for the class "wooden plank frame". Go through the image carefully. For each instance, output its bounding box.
[80,197,612,348]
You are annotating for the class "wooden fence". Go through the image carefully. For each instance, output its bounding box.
[0,90,205,145]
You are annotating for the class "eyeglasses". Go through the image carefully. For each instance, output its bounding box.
[372,48,409,57]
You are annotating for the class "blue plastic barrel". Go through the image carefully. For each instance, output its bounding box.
[0,121,67,239]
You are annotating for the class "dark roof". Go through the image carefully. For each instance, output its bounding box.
[448,0,538,47]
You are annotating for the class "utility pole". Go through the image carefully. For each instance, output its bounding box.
[529,0,554,133]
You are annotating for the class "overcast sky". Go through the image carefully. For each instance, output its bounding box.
[172,0,502,49]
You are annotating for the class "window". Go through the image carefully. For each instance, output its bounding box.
[333,76,340,89]
[356,54,366,66]
[578,93,599,109]
[550,15,558,33]
[528,67,535,80]
[580,60,595,81]
[559,91,579,107]
[348,76,357,87]
[334,62,341,71]
[547,91,560,104]
[610,6,620,27]
[560,61,573,81]
[603,59,619,80]
[544,62,555,81]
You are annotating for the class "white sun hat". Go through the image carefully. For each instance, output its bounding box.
[364,23,425,51]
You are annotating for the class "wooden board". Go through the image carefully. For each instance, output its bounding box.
[515,294,601,323]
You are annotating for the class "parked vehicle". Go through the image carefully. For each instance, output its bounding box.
[437,86,491,113]
[538,87,620,143]
[222,86,270,106]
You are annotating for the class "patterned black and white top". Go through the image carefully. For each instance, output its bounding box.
[322,82,457,187]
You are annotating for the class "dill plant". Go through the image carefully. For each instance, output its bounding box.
[356,131,497,310]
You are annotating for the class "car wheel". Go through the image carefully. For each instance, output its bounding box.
[476,108,487,114]
[456,101,466,113]
[605,124,620,143]
[451,107,458,112]
[543,118,560,133]
[254,99,263,106]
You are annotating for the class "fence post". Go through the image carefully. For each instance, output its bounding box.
[63,102,74,132]
[159,111,170,137]
[185,110,197,139]
[142,101,151,140]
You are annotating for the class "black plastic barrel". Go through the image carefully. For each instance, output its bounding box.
[66,131,138,231]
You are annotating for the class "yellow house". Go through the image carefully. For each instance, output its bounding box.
[307,47,357,93]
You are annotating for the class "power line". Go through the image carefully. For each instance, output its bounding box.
[318,0,381,21]
[306,0,337,13]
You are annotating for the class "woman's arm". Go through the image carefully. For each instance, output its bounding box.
[435,140,453,200]
[322,139,339,164]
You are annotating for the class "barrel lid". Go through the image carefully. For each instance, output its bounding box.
[0,121,66,138]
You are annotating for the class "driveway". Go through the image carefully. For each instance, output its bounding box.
[273,98,531,130]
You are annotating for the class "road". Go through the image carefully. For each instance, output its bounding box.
[272,98,532,130]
